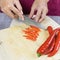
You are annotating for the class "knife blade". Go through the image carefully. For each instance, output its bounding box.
[17,15,45,29]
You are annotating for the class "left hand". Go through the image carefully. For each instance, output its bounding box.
[29,0,49,22]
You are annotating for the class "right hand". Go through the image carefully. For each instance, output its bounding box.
[0,0,24,20]
[29,0,49,22]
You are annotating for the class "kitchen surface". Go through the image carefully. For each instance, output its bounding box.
[0,13,60,30]
[0,0,60,60]
[0,13,60,60]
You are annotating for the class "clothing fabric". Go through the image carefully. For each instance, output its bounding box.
[20,0,34,14]
[20,0,60,16]
[48,0,60,16]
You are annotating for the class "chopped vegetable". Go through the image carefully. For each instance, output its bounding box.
[23,25,40,41]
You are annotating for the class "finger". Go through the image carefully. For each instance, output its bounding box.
[14,0,23,14]
[31,15,36,19]
[11,5,24,20]
[29,7,35,18]
[2,8,15,19]
[39,9,48,22]
[35,9,42,22]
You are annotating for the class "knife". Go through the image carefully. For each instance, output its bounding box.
[17,15,45,29]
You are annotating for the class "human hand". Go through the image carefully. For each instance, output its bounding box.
[0,0,24,20]
[29,0,49,22]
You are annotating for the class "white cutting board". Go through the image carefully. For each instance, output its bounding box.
[0,16,60,60]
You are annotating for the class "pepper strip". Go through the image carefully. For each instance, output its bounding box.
[23,25,40,41]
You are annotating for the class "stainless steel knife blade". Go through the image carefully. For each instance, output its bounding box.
[17,15,45,29]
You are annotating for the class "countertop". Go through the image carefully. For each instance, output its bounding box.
[0,13,60,30]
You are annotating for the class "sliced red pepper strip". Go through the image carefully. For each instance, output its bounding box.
[26,28,35,32]
[23,32,38,41]
[26,37,36,41]
[24,31,39,36]
[37,30,56,54]
[23,25,40,41]
[48,31,60,57]
[24,32,38,38]
[26,34,37,38]
[25,35,36,41]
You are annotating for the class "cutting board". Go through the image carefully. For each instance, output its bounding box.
[0,16,60,60]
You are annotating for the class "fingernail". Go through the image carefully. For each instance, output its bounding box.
[32,15,36,19]
[21,10,23,15]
